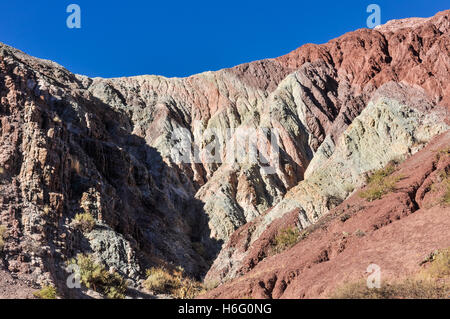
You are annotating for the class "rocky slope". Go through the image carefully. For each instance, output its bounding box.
[88,9,450,245]
[201,131,450,298]
[205,83,449,284]
[0,10,449,298]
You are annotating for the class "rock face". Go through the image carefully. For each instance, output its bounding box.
[86,9,450,244]
[204,86,449,284]
[0,44,214,296]
[0,10,449,298]
[201,131,450,298]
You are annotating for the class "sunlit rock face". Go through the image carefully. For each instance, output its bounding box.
[0,10,448,298]
[205,83,449,286]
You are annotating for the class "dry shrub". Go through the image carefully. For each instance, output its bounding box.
[69,254,127,299]
[144,266,204,299]
[73,212,96,233]
[0,225,7,251]
[359,163,401,201]
[271,226,300,255]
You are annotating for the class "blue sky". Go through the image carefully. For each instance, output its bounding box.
[0,1,448,78]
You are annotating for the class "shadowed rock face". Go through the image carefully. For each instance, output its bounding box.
[0,10,449,298]
[0,45,216,296]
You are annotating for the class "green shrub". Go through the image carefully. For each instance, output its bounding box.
[443,184,450,205]
[73,213,96,233]
[271,226,300,254]
[33,286,58,299]
[359,163,401,201]
[144,266,204,299]
[367,163,396,184]
[69,254,127,299]
[0,225,6,251]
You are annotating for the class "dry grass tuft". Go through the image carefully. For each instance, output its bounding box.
[144,266,205,299]
[0,225,7,251]
[271,226,300,255]
[359,163,402,201]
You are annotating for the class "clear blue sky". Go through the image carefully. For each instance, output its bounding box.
[1,1,448,78]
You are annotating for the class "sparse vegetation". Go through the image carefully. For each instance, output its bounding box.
[204,280,220,291]
[434,148,449,205]
[69,254,127,299]
[331,278,448,299]
[420,248,450,279]
[340,214,351,223]
[344,183,355,194]
[0,225,7,251]
[367,163,396,184]
[429,167,450,206]
[439,169,450,206]
[144,266,204,299]
[73,212,96,233]
[144,267,181,294]
[359,163,401,201]
[331,248,450,299]
[354,229,366,237]
[33,286,58,299]
[177,277,205,299]
[271,226,300,254]
[436,147,450,161]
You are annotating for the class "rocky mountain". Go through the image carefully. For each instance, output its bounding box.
[0,10,448,298]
